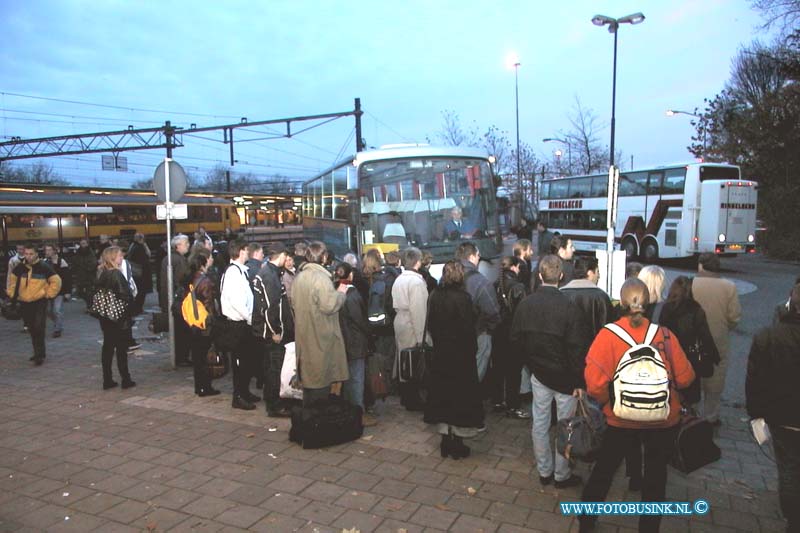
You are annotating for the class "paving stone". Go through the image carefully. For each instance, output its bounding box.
[118,480,170,502]
[338,470,382,491]
[370,496,421,521]
[485,500,533,527]
[138,507,190,531]
[193,477,244,498]
[250,512,306,532]
[372,477,416,499]
[405,467,447,488]
[332,509,385,532]
[213,504,269,529]
[46,510,108,532]
[180,495,236,520]
[295,500,347,525]
[301,480,350,502]
[444,493,492,517]
[151,487,203,510]
[451,513,499,532]
[259,492,312,516]
[90,475,142,495]
[407,484,453,506]
[710,508,761,531]
[164,471,214,491]
[408,504,459,530]
[475,481,521,504]
[98,499,153,524]
[334,490,382,512]
[374,518,425,533]
[269,474,314,494]
[226,483,270,507]
[170,517,225,532]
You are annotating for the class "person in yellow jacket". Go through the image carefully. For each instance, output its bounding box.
[6,243,62,365]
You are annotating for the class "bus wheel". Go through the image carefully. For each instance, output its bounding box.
[622,237,638,259]
[642,240,659,262]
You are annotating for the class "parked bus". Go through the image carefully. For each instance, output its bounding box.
[302,144,503,278]
[537,163,758,260]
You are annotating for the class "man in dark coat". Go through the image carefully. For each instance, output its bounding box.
[127,233,153,315]
[252,247,294,417]
[511,254,589,489]
[532,235,575,291]
[746,281,800,533]
[560,256,615,337]
[72,239,97,311]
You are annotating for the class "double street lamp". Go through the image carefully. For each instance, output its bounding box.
[666,109,707,156]
[508,55,523,216]
[591,12,645,168]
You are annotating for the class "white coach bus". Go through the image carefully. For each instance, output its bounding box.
[538,163,758,260]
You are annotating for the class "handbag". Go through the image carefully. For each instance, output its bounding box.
[367,352,389,400]
[280,342,303,400]
[687,341,715,378]
[207,346,229,380]
[398,311,432,384]
[90,287,128,322]
[556,396,607,462]
[289,395,363,449]
[1,275,23,321]
[670,413,721,473]
[212,317,247,352]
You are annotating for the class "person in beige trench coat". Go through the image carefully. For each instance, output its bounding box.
[292,242,349,405]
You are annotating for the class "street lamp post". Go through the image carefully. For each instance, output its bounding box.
[592,13,645,167]
[513,60,523,217]
[543,137,572,172]
[591,12,645,297]
[666,109,706,156]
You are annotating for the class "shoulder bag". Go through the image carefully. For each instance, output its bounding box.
[90,275,129,322]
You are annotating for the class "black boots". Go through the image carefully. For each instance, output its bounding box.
[440,433,471,460]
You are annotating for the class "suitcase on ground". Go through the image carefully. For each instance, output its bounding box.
[671,415,721,473]
[399,343,432,384]
[289,396,363,449]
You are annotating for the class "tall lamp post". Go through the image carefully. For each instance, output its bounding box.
[666,109,706,156]
[510,56,523,217]
[543,137,572,172]
[591,13,645,167]
[592,12,645,297]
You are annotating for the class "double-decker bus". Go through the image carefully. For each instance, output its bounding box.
[538,163,758,260]
[302,144,503,279]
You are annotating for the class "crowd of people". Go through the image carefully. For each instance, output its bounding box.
[6,222,799,533]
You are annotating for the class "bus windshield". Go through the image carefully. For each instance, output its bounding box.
[358,157,501,263]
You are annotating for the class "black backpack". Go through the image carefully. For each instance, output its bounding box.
[367,269,397,329]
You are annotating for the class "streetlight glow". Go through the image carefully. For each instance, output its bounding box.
[506,52,521,70]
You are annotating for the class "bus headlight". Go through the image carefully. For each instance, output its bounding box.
[718,233,726,242]
[747,234,755,242]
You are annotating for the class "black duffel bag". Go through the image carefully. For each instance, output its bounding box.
[671,413,721,473]
[289,395,363,449]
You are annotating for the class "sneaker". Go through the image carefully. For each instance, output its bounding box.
[539,474,554,486]
[554,474,582,489]
[128,342,142,351]
[507,408,531,419]
[232,396,256,411]
[491,402,507,413]
[476,424,487,433]
[121,380,136,389]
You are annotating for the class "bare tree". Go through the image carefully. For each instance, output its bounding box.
[0,161,69,185]
[435,110,476,146]
[563,97,608,174]
[752,0,800,35]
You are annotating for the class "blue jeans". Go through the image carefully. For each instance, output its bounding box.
[476,333,492,382]
[48,295,64,333]
[343,358,365,410]
[530,373,576,481]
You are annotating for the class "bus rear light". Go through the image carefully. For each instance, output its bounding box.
[747,246,756,253]
[693,236,699,242]
[715,245,724,254]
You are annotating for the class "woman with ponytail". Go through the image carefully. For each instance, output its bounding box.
[579,278,695,533]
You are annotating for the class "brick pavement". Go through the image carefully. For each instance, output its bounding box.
[0,295,787,532]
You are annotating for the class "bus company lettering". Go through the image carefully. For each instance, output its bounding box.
[549,200,583,209]
[720,203,755,210]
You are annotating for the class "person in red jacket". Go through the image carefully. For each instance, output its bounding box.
[579,278,695,533]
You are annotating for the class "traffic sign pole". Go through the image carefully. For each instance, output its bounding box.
[165,158,176,370]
